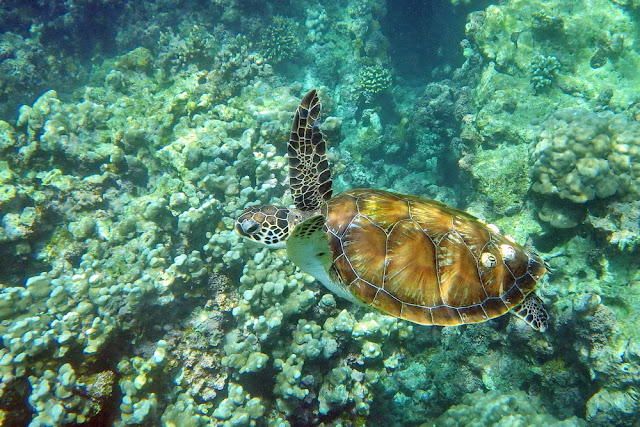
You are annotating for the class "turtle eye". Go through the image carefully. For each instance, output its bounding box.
[242,219,261,235]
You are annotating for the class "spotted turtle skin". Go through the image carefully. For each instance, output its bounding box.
[321,188,548,326]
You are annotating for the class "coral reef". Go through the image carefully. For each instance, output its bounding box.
[26,364,115,426]
[530,107,640,203]
[588,201,640,251]
[529,106,640,249]
[359,64,392,101]
[530,54,561,92]
[0,39,300,422]
[213,383,265,425]
[260,17,302,65]
[425,389,587,426]
[0,0,639,425]
[467,0,640,162]
[338,61,480,207]
[471,137,531,213]
[0,33,50,120]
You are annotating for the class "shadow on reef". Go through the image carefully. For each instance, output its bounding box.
[367,317,598,425]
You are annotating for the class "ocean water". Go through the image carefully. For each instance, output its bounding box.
[0,0,639,425]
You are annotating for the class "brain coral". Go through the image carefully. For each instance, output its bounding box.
[530,107,640,203]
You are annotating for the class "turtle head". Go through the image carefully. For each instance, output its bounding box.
[235,205,299,249]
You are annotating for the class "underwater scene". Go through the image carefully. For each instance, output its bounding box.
[1,0,640,425]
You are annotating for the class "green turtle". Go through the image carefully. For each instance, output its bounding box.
[235,89,549,331]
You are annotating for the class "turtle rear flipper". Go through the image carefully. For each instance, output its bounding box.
[513,292,549,332]
[289,89,333,211]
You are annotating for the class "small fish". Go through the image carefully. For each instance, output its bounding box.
[510,31,522,48]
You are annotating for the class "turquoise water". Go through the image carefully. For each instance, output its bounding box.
[0,0,639,425]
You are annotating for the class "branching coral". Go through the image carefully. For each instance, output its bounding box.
[260,17,302,64]
[359,64,392,101]
[530,54,561,92]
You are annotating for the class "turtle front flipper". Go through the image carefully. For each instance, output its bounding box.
[289,89,333,211]
[513,293,549,332]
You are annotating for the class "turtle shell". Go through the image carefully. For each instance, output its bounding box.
[320,188,548,326]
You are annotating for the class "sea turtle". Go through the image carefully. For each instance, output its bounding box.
[235,89,549,331]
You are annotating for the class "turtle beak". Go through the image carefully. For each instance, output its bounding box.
[234,222,244,237]
[235,218,261,240]
[234,220,251,239]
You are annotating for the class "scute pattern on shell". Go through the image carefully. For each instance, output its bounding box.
[321,189,548,326]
